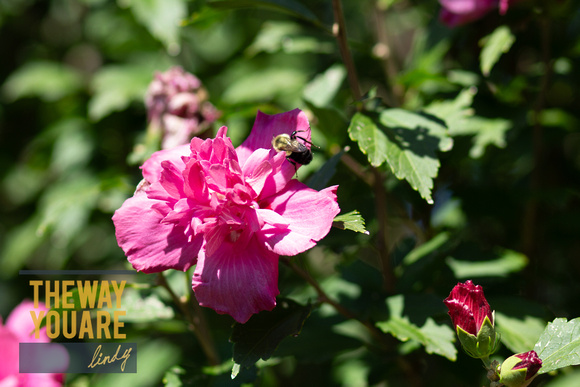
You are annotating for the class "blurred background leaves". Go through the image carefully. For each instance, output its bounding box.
[1,0,580,386]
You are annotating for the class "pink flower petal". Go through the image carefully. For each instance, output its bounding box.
[257,151,295,200]
[0,327,19,381]
[5,300,48,343]
[258,180,340,256]
[192,236,279,323]
[141,144,190,184]
[113,194,202,273]
[439,0,493,14]
[236,109,311,166]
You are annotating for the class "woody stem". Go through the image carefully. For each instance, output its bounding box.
[156,272,220,366]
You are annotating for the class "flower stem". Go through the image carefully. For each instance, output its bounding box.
[156,272,220,366]
[332,0,361,101]
[281,256,388,346]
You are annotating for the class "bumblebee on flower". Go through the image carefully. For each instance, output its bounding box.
[113,109,339,323]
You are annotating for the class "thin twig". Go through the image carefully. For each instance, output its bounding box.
[332,0,362,101]
[281,257,389,346]
[156,272,220,365]
[521,15,552,283]
[371,3,404,106]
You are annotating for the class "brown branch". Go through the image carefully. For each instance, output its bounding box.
[332,0,362,101]
[157,272,220,365]
[281,257,389,346]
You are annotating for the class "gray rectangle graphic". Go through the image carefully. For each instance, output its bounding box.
[20,342,137,373]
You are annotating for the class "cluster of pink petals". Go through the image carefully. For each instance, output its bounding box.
[439,0,515,27]
[145,66,220,150]
[0,301,67,387]
[113,109,340,323]
[443,280,493,335]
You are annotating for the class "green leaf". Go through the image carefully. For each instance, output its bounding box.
[333,210,369,235]
[91,340,179,387]
[401,232,451,267]
[495,312,546,354]
[347,112,389,168]
[221,67,307,104]
[231,298,312,368]
[120,0,187,54]
[454,117,511,158]
[246,21,333,57]
[480,25,515,76]
[376,295,457,360]
[105,288,175,323]
[162,366,185,387]
[348,110,452,204]
[0,216,44,278]
[425,89,511,158]
[37,175,101,248]
[424,88,476,135]
[207,0,319,25]
[445,249,528,278]
[534,317,580,374]
[88,63,159,121]
[2,61,82,102]
[303,64,346,108]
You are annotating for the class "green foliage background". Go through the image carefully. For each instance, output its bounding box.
[1,0,579,386]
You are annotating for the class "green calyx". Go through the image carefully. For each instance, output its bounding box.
[499,355,534,387]
[456,314,500,359]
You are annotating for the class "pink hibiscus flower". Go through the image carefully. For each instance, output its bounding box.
[439,0,515,27]
[113,109,340,323]
[0,300,67,387]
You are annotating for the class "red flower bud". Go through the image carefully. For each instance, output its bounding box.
[499,350,542,387]
[444,280,493,335]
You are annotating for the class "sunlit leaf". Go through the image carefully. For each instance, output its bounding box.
[2,61,82,102]
[105,288,175,323]
[246,21,333,57]
[0,216,44,278]
[401,232,451,267]
[37,175,101,247]
[426,89,510,158]
[221,67,307,104]
[348,110,452,204]
[120,0,187,54]
[303,64,346,108]
[162,366,185,387]
[496,312,546,354]
[534,318,580,374]
[446,249,528,278]
[91,340,179,387]
[480,25,515,76]
[88,63,159,121]
[377,295,457,360]
[333,210,369,235]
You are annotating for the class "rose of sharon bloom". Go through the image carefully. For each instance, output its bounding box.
[439,0,515,27]
[444,280,493,335]
[0,300,68,387]
[499,350,542,387]
[113,109,340,323]
[145,66,220,150]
